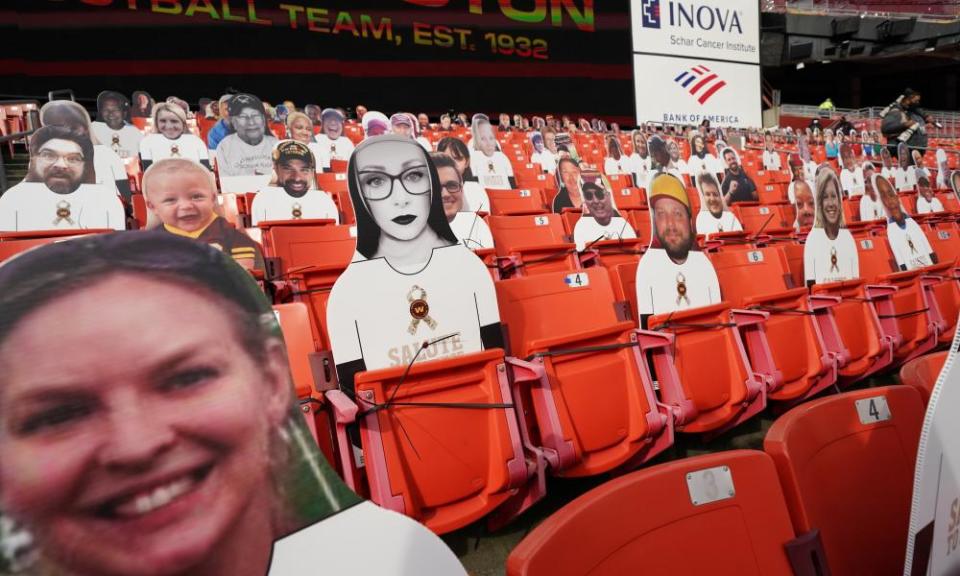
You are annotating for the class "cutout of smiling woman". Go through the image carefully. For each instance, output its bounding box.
[803,166,859,286]
[0,233,465,576]
[635,173,721,324]
[139,102,211,171]
[694,170,743,236]
[573,171,636,251]
[326,136,505,397]
[91,90,142,161]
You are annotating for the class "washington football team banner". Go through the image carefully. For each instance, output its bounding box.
[5,1,634,122]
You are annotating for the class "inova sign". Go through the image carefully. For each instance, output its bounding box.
[632,0,759,64]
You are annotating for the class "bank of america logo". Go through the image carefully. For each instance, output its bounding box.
[674,65,727,105]
[641,0,661,28]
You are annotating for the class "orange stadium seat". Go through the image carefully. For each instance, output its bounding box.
[710,247,840,402]
[899,350,948,406]
[325,348,544,535]
[507,450,825,576]
[0,229,114,263]
[486,188,548,216]
[488,214,581,277]
[496,269,673,477]
[730,202,792,234]
[765,386,924,576]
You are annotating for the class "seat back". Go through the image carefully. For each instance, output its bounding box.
[731,203,791,234]
[487,188,549,216]
[925,221,960,264]
[764,386,924,576]
[496,269,624,358]
[613,187,647,211]
[507,450,799,576]
[780,243,806,289]
[488,214,569,255]
[853,233,898,282]
[899,351,947,406]
[709,247,795,307]
[496,269,670,475]
[354,348,527,534]
[0,229,113,263]
[259,221,354,279]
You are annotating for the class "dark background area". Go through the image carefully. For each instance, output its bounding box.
[1,1,958,125]
[2,1,635,122]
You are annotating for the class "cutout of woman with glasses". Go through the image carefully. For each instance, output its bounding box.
[326,136,504,397]
[430,152,494,250]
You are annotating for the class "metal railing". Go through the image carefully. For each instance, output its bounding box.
[764,0,960,21]
[780,103,960,139]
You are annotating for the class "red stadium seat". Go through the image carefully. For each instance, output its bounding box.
[272,302,336,466]
[0,229,114,263]
[899,350,947,406]
[488,214,581,277]
[765,386,924,576]
[855,232,940,364]
[611,187,647,211]
[507,450,823,576]
[326,349,543,534]
[496,269,673,477]
[730,202,792,234]
[487,188,549,216]
[710,247,840,401]
[316,172,355,224]
[259,221,355,351]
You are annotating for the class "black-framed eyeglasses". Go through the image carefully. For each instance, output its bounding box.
[440,180,462,194]
[357,165,431,200]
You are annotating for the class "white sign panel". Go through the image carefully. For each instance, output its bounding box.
[633,53,761,128]
[631,0,760,64]
[905,331,960,576]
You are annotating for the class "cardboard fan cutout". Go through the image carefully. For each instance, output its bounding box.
[327,135,504,387]
[0,124,125,232]
[469,113,514,190]
[139,101,211,170]
[215,93,278,193]
[695,171,743,235]
[130,90,155,118]
[859,163,886,222]
[90,90,142,161]
[430,152,494,250]
[635,172,721,319]
[314,108,355,169]
[838,143,865,197]
[895,142,915,192]
[40,100,132,205]
[529,131,557,174]
[876,173,936,270]
[951,170,960,203]
[904,330,960,576]
[802,166,859,285]
[251,141,339,226]
[143,158,265,271]
[936,148,951,190]
[719,147,758,205]
[0,233,465,576]
[604,135,629,176]
[915,173,943,214]
[572,170,637,250]
[629,130,652,185]
[552,157,584,213]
